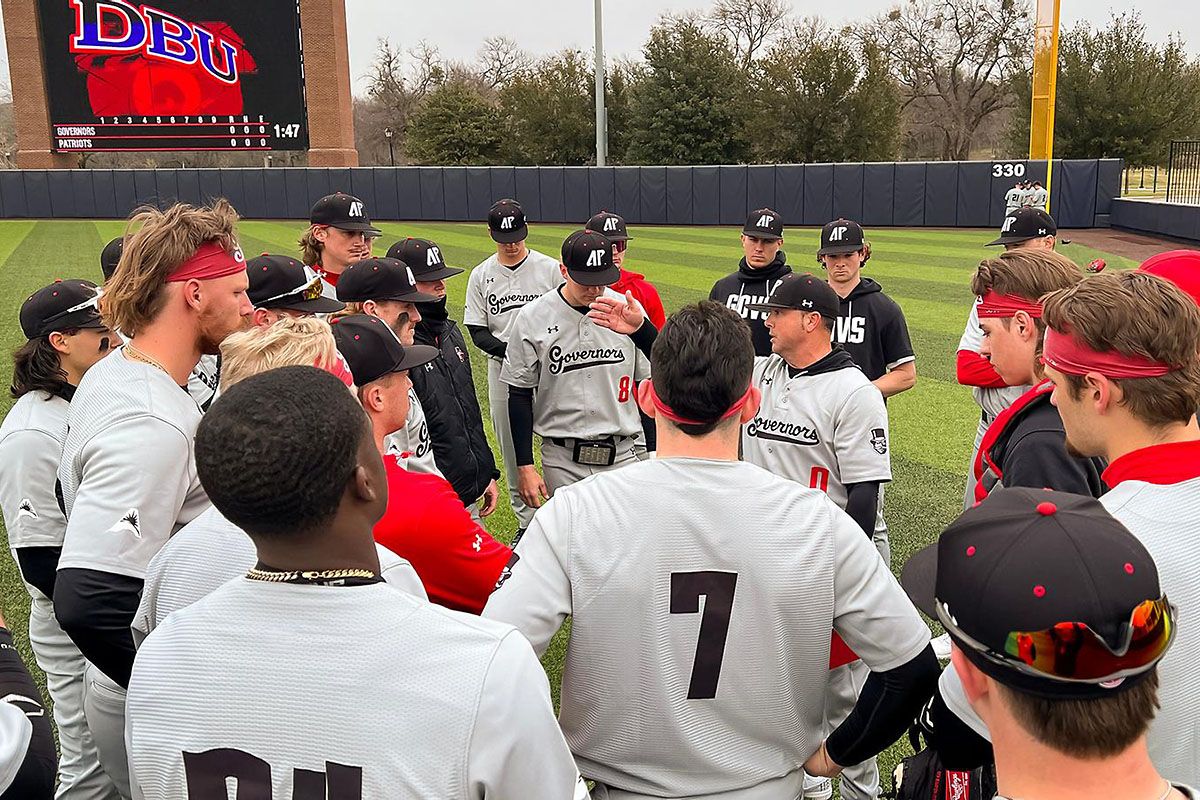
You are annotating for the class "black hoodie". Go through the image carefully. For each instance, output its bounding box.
[709,252,793,356]
[831,278,914,383]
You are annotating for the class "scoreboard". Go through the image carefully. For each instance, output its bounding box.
[38,0,309,153]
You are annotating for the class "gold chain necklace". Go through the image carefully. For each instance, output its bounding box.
[124,343,171,376]
[246,567,379,584]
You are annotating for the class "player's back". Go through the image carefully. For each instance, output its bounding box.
[506,456,919,798]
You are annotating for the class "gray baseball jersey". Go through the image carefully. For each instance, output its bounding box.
[500,288,649,440]
[383,389,443,477]
[186,354,220,412]
[484,457,929,798]
[57,349,210,579]
[743,354,891,531]
[1004,187,1022,213]
[0,392,71,561]
[127,579,589,800]
[463,249,561,354]
[133,506,427,643]
[957,304,1029,420]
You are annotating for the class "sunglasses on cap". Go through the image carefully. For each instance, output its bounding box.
[937,595,1175,685]
[42,288,103,331]
[261,270,324,306]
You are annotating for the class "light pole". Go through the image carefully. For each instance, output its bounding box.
[594,0,608,167]
[384,127,395,167]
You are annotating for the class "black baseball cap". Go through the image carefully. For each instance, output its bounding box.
[100,237,124,281]
[386,238,463,282]
[309,193,382,236]
[488,199,528,244]
[246,254,344,313]
[561,230,620,286]
[818,219,866,256]
[329,314,439,386]
[901,488,1173,699]
[745,273,840,319]
[987,207,1057,246]
[20,279,107,339]
[742,208,784,241]
[336,258,438,304]
[586,211,630,242]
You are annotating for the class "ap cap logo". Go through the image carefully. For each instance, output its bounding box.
[871,427,888,455]
[1001,216,1017,233]
[585,248,606,267]
[107,508,142,539]
[349,201,364,218]
[499,216,516,230]
[756,214,775,229]
[827,226,849,242]
[603,216,619,232]
[426,245,442,266]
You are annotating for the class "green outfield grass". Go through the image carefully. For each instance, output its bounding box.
[0,219,1138,793]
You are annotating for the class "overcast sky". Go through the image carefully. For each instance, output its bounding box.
[0,0,1195,98]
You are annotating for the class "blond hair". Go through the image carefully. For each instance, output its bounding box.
[219,317,337,391]
[299,226,323,266]
[104,200,240,337]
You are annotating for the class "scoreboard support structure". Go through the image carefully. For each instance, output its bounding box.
[3,0,359,168]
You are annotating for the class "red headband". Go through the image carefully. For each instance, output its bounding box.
[646,380,752,426]
[317,352,355,388]
[1042,327,1173,379]
[167,242,247,283]
[977,290,1043,319]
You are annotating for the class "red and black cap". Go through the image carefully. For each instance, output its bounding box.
[586,211,630,242]
[561,229,619,286]
[488,199,528,244]
[743,208,784,241]
[100,236,124,281]
[1138,250,1200,307]
[745,273,840,319]
[309,192,382,236]
[818,218,866,256]
[329,314,439,386]
[901,488,1173,698]
[987,207,1057,247]
[386,238,464,282]
[20,279,107,339]
[246,254,345,313]
[335,258,438,304]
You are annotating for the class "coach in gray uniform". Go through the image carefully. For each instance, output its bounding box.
[486,301,938,799]
[0,280,119,799]
[503,230,650,508]
[465,199,561,530]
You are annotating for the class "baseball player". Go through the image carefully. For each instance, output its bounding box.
[299,192,380,295]
[335,257,442,476]
[464,199,563,531]
[54,201,251,798]
[332,315,514,614]
[709,208,794,356]
[819,219,916,398]
[1029,180,1048,208]
[485,301,938,798]
[0,603,56,799]
[246,253,345,324]
[588,211,667,329]
[389,237,501,516]
[741,275,892,800]
[1003,183,1022,215]
[133,318,425,643]
[124,366,588,800]
[0,280,118,800]
[901,489,1185,799]
[502,230,651,506]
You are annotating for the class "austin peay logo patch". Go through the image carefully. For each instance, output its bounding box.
[107,508,142,538]
[494,552,520,590]
[745,416,820,446]
[548,345,626,375]
[871,427,888,455]
[17,499,38,521]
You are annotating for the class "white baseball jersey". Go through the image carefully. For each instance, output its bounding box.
[0,697,32,795]
[958,304,1029,420]
[1004,187,1022,213]
[186,354,220,412]
[382,389,443,476]
[0,392,70,562]
[743,354,891,533]
[127,579,589,800]
[1031,187,1048,207]
[463,249,561,354]
[133,506,427,643]
[500,288,650,440]
[57,349,210,578]
[484,457,930,798]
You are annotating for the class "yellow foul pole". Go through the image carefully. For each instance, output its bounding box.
[1028,0,1062,212]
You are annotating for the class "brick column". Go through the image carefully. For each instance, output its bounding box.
[300,0,359,166]
[3,1,75,169]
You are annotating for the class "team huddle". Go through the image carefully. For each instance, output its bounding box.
[0,190,1198,800]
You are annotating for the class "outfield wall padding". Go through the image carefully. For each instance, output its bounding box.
[1111,199,1200,243]
[0,159,1122,228]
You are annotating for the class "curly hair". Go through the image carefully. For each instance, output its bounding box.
[298,227,323,266]
[10,337,68,399]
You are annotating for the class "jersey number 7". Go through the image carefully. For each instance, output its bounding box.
[670,571,738,699]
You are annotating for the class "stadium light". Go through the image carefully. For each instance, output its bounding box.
[594,0,608,167]
[384,127,395,167]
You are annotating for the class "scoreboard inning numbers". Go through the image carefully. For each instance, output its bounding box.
[39,0,309,153]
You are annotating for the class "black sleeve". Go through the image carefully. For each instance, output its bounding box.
[826,645,940,767]
[881,299,915,367]
[1003,430,1098,497]
[507,386,536,467]
[14,548,61,601]
[922,689,995,770]
[640,409,656,452]
[843,482,880,538]
[629,319,658,359]
[467,325,507,360]
[0,629,56,799]
[54,568,144,689]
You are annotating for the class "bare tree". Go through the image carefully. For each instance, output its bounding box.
[704,0,791,69]
[477,37,534,89]
[866,0,1032,161]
